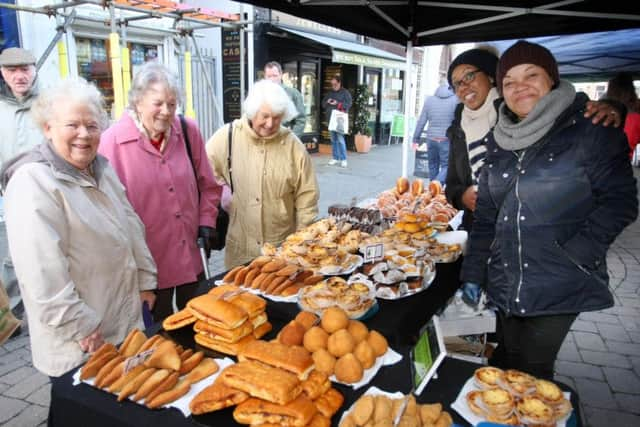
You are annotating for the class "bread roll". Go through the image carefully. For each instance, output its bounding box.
[303,327,329,353]
[347,320,369,343]
[367,330,388,357]
[280,321,306,346]
[327,329,355,358]
[396,177,410,195]
[321,307,349,334]
[334,353,363,383]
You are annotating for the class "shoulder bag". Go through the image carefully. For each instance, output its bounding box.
[179,115,232,250]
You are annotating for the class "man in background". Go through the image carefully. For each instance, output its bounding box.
[0,47,44,335]
[412,81,458,182]
[322,75,352,168]
[264,61,306,136]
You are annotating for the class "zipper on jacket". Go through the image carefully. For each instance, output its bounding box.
[514,151,526,310]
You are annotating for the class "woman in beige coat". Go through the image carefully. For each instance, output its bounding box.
[207,79,319,268]
[1,78,157,382]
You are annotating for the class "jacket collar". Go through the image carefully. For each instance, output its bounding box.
[113,112,181,150]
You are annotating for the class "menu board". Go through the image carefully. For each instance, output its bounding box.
[221,28,245,123]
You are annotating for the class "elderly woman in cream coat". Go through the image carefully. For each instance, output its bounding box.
[207,79,319,269]
[1,78,157,380]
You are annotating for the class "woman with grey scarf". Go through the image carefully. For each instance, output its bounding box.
[461,41,638,380]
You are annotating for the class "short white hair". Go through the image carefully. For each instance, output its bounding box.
[243,79,298,122]
[31,77,108,131]
[128,62,183,110]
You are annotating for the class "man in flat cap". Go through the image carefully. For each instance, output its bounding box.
[0,47,44,335]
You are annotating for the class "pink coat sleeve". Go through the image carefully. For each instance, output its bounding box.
[184,117,223,227]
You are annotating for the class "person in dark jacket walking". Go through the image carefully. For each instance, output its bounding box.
[322,75,352,168]
[461,40,638,380]
[412,82,458,182]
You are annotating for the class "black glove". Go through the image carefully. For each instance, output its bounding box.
[197,226,217,259]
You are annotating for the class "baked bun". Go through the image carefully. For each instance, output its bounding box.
[353,340,376,369]
[428,180,442,196]
[187,295,248,329]
[367,330,388,357]
[119,328,147,357]
[347,320,369,343]
[280,321,306,346]
[396,177,410,195]
[295,311,319,331]
[303,326,329,353]
[334,353,363,383]
[473,366,504,389]
[410,178,424,196]
[327,329,355,357]
[321,307,349,333]
[312,348,336,376]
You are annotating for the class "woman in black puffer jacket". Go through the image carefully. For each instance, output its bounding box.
[461,41,638,380]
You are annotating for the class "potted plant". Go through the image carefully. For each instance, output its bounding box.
[353,84,373,153]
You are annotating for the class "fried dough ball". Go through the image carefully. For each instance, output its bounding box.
[312,348,336,375]
[353,340,376,369]
[367,330,389,357]
[397,415,419,427]
[334,353,363,383]
[280,320,306,346]
[303,326,329,352]
[327,329,356,358]
[321,306,350,333]
[347,320,369,343]
[352,395,375,426]
[374,395,393,422]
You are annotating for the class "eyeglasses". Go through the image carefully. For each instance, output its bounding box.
[452,69,480,91]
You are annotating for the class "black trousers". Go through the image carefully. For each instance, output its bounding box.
[152,278,202,323]
[491,310,577,380]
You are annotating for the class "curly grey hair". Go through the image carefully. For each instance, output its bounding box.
[31,77,108,131]
[128,62,183,110]
[243,79,298,122]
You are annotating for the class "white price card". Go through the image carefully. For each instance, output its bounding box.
[363,243,384,263]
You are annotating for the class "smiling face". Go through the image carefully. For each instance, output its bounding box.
[251,103,284,137]
[1,65,36,99]
[501,64,554,119]
[451,64,494,111]
[43,101,101,170]
[135,82,177,139]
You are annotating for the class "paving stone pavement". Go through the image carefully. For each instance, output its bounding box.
[1,143,639,426]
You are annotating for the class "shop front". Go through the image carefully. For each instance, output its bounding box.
[253,10,407,153]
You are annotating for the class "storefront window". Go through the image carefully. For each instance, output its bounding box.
[76,37,159,114]
[380,68,404,123]
[300,61,318,133]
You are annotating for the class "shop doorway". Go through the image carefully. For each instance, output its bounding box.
[364,68,382,144]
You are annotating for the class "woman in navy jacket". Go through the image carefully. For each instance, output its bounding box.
[461,41,638,380]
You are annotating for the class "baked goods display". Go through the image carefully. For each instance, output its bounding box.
[78,329,220,409]
[340,389,453,427]
[219,257,318,299]
[262,218,367,275]
[297,277,376,319]
[328,205,391,235]
[299,306,390,385]
[458,366,572,425]
[371,177,457,223]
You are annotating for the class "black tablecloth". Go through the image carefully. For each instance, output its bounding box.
[48,261,581,427]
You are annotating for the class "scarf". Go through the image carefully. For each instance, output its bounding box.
[128,109,171,152]
[461,88,500,184]
[494,80,576,151]
[460,87,500,143]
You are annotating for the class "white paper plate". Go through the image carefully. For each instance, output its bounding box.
[434,231,468,255]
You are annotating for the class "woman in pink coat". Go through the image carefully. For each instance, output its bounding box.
[99,62,222,322]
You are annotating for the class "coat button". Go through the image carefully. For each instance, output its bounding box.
[503,263,508,268]
[493,148,497,152]
[489,164,493,168]
[520,215,526,221]
[520,308,526,314]
[524,263,529,268]
[169,187,174,192]
[521,169,526,174]
[503,216,508,221]
[256,197,260,202]
[175,212,181,218]
[502,173,509,178]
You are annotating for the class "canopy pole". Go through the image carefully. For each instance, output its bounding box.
[401,40,413,178]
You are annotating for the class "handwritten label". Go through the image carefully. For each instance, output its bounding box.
[124,349,153,374]
[363,243,384,263]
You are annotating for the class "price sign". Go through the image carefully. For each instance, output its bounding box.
[363,243,384,263]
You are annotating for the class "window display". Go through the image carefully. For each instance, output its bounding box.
[380,68,404,124]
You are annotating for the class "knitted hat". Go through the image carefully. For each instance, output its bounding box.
[0,48,36,67]
[447,48,499,87]
[496,40,559,91]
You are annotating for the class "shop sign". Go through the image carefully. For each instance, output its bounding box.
[332,50,405,70]
[272,11,358,41]
[221,28,245,122]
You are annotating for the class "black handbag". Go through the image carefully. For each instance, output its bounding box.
[179,116,233,250]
